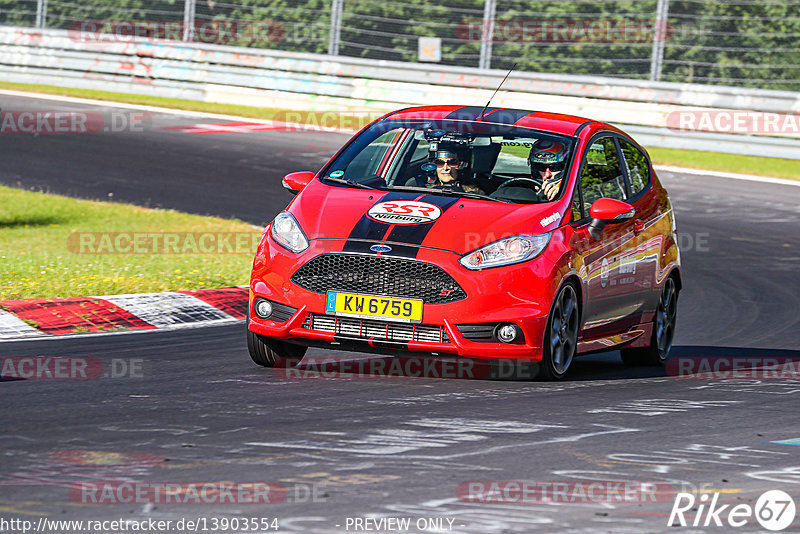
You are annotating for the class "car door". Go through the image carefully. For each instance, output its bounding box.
[569,134,641,339]
[617,137,662,320]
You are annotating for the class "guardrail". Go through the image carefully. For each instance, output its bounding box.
[1,26,798,159]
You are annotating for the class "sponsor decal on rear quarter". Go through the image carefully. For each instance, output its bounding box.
[367,201,442,225]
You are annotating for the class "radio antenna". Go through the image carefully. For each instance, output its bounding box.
[477,63,516,121]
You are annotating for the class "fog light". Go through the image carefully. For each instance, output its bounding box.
[254,298,273,319]
[496,324,518,343]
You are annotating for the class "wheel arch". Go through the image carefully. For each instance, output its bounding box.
[538,273,582,381]
[667,266,682,293]
[559,273,584,325]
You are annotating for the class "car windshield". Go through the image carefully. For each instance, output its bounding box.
[320,119,576,204]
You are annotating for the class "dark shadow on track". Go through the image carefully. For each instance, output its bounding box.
[568,345,800,381]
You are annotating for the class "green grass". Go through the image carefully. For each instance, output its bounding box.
[0,185,261,300]
[2,80,798,180]
[647,147,799,181]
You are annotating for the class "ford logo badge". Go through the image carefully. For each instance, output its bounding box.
[370,244,392,253]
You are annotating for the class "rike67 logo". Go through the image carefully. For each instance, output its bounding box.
[669,490,796,530]
[367,201,442,225]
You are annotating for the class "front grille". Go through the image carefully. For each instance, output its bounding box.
[291,254,466,304]
[457,322,525,344]
[457,323,497,342]
[303,313,450,344]
[269,302,297,322]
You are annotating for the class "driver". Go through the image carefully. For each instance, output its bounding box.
[426,143,484,194]
[529,139,568,200]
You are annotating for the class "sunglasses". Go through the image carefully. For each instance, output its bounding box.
[434,158,460,167]
[532,162,564,173]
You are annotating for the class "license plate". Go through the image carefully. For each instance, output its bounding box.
[325,291,423,323]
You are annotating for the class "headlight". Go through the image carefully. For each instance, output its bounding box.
[270,212,309,253]
[459,234,551,270]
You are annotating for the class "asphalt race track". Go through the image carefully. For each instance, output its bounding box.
[2,93,800,533]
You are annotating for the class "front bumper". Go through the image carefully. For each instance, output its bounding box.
[248,237,560,361]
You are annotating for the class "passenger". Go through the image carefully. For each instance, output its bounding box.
[427,144,485,194]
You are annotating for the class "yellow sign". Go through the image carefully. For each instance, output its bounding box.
[325,291,423,323]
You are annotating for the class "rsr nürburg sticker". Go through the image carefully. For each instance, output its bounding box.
[367,201,442,225]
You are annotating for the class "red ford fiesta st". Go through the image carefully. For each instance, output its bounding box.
[247,106,681,380]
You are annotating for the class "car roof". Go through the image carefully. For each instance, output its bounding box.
[379,105,602,137]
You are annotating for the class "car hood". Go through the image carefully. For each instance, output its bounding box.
[288,181,566,255]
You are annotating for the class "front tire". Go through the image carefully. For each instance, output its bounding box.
[538,282,580,381]
[247,329,307,367]
[620,276,678,366]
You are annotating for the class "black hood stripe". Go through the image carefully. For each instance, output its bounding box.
[343,194,459,258]
[384,195,459,251]
[341,241,420,258]
[342,192,421,253]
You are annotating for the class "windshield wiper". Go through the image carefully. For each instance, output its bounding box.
[387,185,507,202]
[323,177,379,190]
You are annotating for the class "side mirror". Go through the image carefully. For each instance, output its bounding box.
[587,198,635,240]
[282,171,315,195]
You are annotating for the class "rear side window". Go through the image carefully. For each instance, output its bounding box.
[580,136,625,207]
[619,139,651,196]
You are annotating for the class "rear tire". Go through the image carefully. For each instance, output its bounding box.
[247,329,307,368]
[620,276,678,366]
[538,282,580,381]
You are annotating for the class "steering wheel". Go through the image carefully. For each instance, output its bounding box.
[495,177,548,201]
[499,177,541,188]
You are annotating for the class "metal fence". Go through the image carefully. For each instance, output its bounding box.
[2,0,799,91]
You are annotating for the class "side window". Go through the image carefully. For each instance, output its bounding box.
[580,136,625,207]
[619,139,651,196]
[410,138,430,162]
[344,130,402,180]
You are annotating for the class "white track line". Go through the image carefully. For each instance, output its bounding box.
[655,165,800,188]
[102,292,236,327]
[0,318,241,343]
[0,88,358,133]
